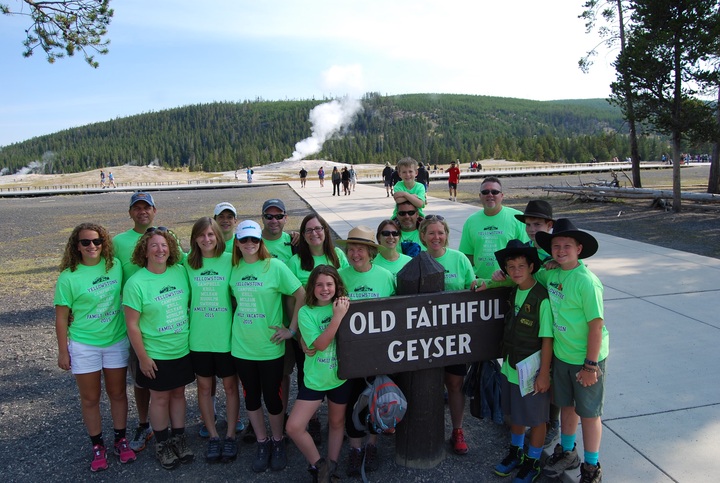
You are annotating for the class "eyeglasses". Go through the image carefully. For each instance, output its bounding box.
[424,214,445,221]
[238,237,261,244]
[480,189,502,196]
[397,210,417,217]
[304,226,324,235]
[380,230,400,237]
[263,213,286,220]
[145,226,168,233]
[79,238,103,247]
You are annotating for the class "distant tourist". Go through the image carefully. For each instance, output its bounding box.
[100,170,106,189]
[382,162,394,197]
[331,167,341,196]
[318,166,325,187]
[108,171,116,188]
[348,166,357,191]
[446,160,461,202]
[299,167,308,187]
[246,166,253,183]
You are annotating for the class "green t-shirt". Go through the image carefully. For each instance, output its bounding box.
[123,264,191,360]
[372,252,412,277]
[223,237,234,253]
[287,247,349,287]
[339,264,396,300]
[299,303,344,391]
[500,288,554,385]
[263,232,294,264]
[113,229,143,284]
[184,252,233,353]
[534,261,608,365]
[433,248,476,291]
[392,181,427,217]
[229,258,302,360]
[53,257,126,347]
[399,229,427,253]
[458,206,529,279]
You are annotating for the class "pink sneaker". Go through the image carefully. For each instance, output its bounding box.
[114,437,137,464]
[90,444,108,472]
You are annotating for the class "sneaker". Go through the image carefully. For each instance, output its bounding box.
[512,455,540,483]
[494,445,524,476]
[199,415,217,438]
[236,418,246,433]
[155,440,180,470]
[113,437,136,464]
[242,421,256,444]
[170,433,194,464]
[90,444,108,472]
[346,447,363,477]
[206,437,221,463]
[451,428,468,455]
[543,443,580,479]
[270,438,287,471]
[252,439,272,472]
[579,461,602,483]
[308,416,322,446]
[364,443,379,472]
[544,420,560,448]
[129,425,153,452]
[221,437,238,463]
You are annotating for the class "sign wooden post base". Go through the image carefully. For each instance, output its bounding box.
[394,367,446,469]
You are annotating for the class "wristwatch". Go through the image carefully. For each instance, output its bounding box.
[584,358,598,366]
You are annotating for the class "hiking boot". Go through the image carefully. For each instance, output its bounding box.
[252,439,271,472]
[113,437,136,464]
[221,437,238,463]
[270,438,287,471]
[170,433,194,464]
[242,421,256,444]
[494,445,524,476]
[129,425,153,452]
[90,444,108,472]
[512,455,541,483]
[155,440,180,470]
[451,428,468,455]
[308,416,322,445]
[312,457,330,483]
[543,443,580,479]
[346,447,363,477]
[206,437,221,463]
[364,442,379,471]
[544,420,560,447]
[328,460,341,483]
[579,461,602,483]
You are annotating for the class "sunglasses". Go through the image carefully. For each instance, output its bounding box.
[79,238,103,247]
[263,213,286,220]
[380,230,400,237]
[480,189,502,196]
[397,210,417,217]
[304,226,324,235]
[424,214,445,221]
[238,236,261,244]
[145,226,168,233]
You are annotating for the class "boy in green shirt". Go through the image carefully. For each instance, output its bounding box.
[392,157,426,218]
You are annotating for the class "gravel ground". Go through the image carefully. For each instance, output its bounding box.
[1,167,716,482]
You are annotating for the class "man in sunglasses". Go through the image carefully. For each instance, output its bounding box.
[214,202,239,253]
[260,199,300,263]
[395,201,427,256]
[459,177,528,279]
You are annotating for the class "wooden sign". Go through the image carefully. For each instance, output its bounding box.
[337,287,510,379]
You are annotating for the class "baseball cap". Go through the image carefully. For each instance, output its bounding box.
[214,202,237,217]
[262,199,286,213]
[235,220,263,239]
[129,192,155,208]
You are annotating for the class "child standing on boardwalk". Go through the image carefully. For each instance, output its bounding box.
[491,240,553,483]
[535,219,608,483]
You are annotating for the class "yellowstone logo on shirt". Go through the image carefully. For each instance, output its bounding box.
[159,285,177,294]
[92,276,110,285]
[241,275,258,281]
[200,269,219,276]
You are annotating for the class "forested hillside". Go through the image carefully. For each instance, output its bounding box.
[0,93,674,175]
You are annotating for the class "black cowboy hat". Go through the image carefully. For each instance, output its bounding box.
[535,218,598,259]
[514,200,554,223]
[494,239,542,274]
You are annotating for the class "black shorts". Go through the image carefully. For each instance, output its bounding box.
[135,354,195,392]
[298,380,352,405]
[448,182,458,189]
[190,351,236,378]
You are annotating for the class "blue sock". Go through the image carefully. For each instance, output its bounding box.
[560,433,576,452]
[528,444,542,460]
[511,432,525,449]
[584,451,599,466]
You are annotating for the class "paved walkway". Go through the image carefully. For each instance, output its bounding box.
[290,180,720,483]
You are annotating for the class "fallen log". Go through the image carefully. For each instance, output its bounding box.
[528,185,720,203]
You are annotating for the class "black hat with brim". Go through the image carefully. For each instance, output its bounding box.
[514,200,554,223]
[494,239,542,274]
[535,218,598,259]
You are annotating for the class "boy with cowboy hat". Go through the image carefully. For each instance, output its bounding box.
[491,239,554,483]
[534,219,608,483]
[514,200,555,264]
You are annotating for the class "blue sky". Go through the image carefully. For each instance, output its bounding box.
[0,0,618,147]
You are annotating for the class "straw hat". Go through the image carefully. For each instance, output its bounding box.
[336,225,380,249]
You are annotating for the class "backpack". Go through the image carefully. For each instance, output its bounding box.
[352,375,408,434]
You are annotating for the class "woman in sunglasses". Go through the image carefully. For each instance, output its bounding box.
[123,226,194,470]
[229,220,305,473]
[372,219,412,277]
[419,214,476,456]
[55,223,135,472]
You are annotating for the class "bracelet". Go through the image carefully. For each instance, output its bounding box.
[584,358,598,366]
[288,328,296,337]
[581,366,597,373]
